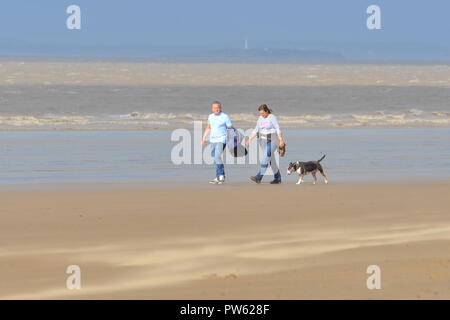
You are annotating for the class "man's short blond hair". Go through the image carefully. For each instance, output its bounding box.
[211,101,222,107]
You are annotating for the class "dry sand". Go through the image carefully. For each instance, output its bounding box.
[0,182,449,299]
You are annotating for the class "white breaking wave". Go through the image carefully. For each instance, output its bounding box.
[1,109,450,130]
[0,115,90,127]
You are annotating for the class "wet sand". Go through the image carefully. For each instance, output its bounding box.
[1,182,449,299]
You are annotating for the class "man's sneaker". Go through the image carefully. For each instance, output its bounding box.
[250,176,262,184]
[270,179,282,184]
[209,178,220,184]
[210,176,225,185]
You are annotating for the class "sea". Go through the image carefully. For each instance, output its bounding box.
[1,60,450,187]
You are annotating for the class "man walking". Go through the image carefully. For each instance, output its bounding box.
[201,101,233,184]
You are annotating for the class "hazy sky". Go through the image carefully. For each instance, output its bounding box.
[1,0,449,60]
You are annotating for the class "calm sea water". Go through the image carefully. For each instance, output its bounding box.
[1,128,449,188]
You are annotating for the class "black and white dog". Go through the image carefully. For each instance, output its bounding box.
[287,155,328,185]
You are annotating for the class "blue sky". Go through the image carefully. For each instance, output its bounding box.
[1,0,449,60]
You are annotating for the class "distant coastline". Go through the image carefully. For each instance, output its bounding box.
[2,56,450,65]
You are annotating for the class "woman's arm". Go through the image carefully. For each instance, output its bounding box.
[246,132,258,146]
[246,122,259,146]
[271,115,285,147]
[277,133,285,147]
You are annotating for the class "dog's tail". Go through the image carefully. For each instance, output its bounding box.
[318,154,326,162]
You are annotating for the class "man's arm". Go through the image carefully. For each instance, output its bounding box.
[226,115,234,129]
[201,124,211,147]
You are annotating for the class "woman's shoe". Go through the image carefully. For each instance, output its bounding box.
[250,176,262,184]
[270,179,282,184]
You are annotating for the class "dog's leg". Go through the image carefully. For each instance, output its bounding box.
[296,174,304,185]
[312,171,317,185]
[319,170,328,184]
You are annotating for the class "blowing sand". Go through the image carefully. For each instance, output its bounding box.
[1,182,449,299]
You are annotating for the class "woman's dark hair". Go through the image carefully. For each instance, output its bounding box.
[258,104,273,114]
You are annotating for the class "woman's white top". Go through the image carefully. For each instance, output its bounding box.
[252,114,282,139]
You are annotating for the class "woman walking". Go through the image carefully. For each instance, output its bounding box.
[246,104,285,184]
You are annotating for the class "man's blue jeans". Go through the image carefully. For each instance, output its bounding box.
[211,142,226,178]
[256,139,281,181]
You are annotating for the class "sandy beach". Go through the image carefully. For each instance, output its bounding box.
[1,60,449,300]
[1,182,449,299]
[3,1,450,306]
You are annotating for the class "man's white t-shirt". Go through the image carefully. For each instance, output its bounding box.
[208,112,232,143]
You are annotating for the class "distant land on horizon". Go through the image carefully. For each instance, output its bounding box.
[0,42,345,62]
[1,40,450,63]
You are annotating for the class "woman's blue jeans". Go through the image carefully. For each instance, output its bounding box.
[256,139,281,181]
[210,142,226,178]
